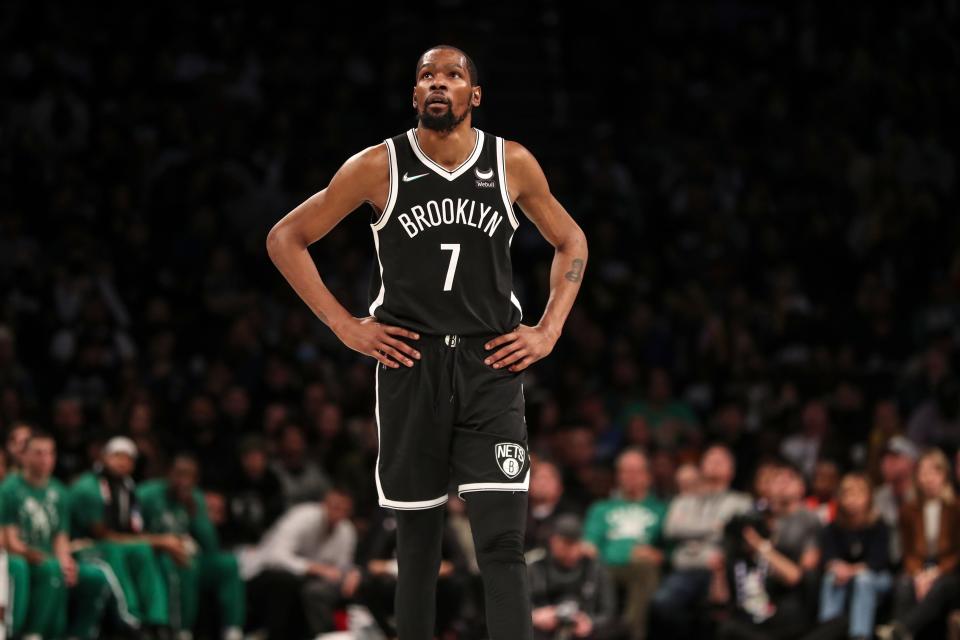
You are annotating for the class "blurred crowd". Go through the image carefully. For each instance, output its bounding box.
[1,0,959,638]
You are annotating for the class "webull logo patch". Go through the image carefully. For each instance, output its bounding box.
[495,442,526,479]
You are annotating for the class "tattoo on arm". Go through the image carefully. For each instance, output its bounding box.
[564,258,584,283]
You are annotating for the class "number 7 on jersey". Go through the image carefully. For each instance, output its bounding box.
[440,243,460,291]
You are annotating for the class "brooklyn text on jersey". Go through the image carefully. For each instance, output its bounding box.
[367,127,523,337]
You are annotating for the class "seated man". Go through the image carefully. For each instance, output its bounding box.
[137,453,245,640]
[2,431,112,640]
[583,448,666,640]
[69,436,175,635]
[238,486,360,640]
[718,461,821,639]
[529,514,617,640]
[651,445,752,636]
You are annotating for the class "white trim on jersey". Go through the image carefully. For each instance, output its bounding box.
[373,365,450,511]
[369,139,399,316]
[496,136,524,318]
[496,136,520,231]
[457,468,531,498]
[407,128,485,181]
[370,138,399,231]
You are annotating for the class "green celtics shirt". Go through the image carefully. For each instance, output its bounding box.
[584,494,667,566]
[136,480,219,553]
[0,474,69,553]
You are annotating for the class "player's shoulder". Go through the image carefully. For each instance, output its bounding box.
[346,139,390,171]
[500,137,536,163]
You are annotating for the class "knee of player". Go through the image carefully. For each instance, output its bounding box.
[475,528,525,565]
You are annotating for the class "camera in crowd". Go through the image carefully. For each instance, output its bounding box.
[555,599,581,627]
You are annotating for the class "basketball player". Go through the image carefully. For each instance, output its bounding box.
[267,44,588,639]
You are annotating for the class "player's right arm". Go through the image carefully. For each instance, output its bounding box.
[266,144,421,369]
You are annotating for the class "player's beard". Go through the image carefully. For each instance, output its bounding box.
[418,99,470,133]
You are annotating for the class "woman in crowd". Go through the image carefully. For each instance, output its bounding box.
[877,448,960,639]
[817,472,891,640]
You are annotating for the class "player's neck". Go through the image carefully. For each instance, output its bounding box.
[414,122,478,171]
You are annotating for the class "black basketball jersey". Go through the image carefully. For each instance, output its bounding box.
[367,127,523,336]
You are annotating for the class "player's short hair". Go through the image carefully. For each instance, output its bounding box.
[415,44,479,86]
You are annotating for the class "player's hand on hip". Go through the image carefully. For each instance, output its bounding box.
[336,316,421,368]
[483,323,556,372]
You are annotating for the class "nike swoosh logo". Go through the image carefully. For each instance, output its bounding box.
[475,167,494,179]
[402,172,429,182]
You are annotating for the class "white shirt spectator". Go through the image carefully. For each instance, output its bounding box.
[238,503,356,580]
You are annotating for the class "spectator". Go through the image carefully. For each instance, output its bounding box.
[866,400,904,484]
[219,436,285,547]
[137,453,245,640]
[552,424,598,513]
[781,401,832,480]
[906,377,960,450]
[4,421,32,477]
[584,448,666,640]
[675,462,701,496]
[528,458,580,552]
[1,431,112,639]
[805,459,840,524]
[529,514,617,640]
[718,461,821,639]
[239,486,360,639]
[51,396,90,481]
[619,368,699,453]
[878,448,960,639]
[271,423,331,507]
[818,472,892,640]
[68,436,176,634]
[181,393,233,488]
[873,436,918,564]
[651,445,752,636]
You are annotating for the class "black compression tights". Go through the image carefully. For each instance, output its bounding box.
[395,491,533,640]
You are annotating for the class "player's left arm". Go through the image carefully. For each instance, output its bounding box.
[485,141,588,372]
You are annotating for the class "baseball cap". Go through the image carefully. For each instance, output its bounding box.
[884,436,918,461]
[104,436,138,459]
[551,514,583,541]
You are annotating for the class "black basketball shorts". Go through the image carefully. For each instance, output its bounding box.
[373,332,531,510]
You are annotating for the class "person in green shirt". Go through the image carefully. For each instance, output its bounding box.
[137,453,245,640]
[1,431,112,640]
[68,436,175,635]
[584,447,667,640]
[0,422,27,631]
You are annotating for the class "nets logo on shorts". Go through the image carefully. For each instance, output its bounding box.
[495,442,525,479]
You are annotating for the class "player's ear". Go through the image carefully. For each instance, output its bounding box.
[472,86,481,107]
[412,88,418,110]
